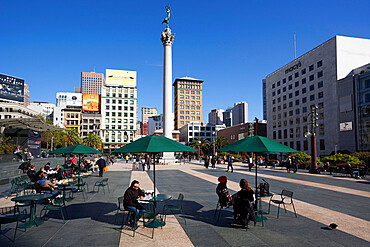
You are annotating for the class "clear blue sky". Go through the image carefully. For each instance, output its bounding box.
[1,0,369,121]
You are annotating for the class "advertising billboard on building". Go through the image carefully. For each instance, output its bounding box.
[106,69,136,87]
[0,73,24,102]
[82,94,100,112]
[56,92,82,108]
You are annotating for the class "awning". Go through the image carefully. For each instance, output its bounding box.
[0,118,66,131]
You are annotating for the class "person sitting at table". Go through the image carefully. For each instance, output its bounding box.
[44,162,51,171]
[232,179,256,226]
[27,164,37,182]
[216,176,232,208]
[36,173,58,194]
[35,167,45,180]
[54,165,63,180]
[123,180,146,221]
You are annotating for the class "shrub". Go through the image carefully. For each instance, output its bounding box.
[321,153,363,166]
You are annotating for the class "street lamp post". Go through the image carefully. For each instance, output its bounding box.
[304,105,319,173]
[212,131,216,157]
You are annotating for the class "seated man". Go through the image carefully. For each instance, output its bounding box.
[54,165,63,180]
[216,176,232,208]
[44,162,51,171]
[123,180,146,221]
[36,173,58,194]
[232,179,256,226]
[35,167,45,180]
[27,165,37,182]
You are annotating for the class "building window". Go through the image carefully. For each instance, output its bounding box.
[310,85,314,91]
[296,141,301,150]
[303,107,307,113]
[295,72,299,78]
[309,75,314,81]
[302,88,306,94]
[289,128,294,138]
[318,71,323,78]
[283,129,287,138]
[272,92,276,97]
[277,89,281,95]
[303,140,308,151]
[318,92,324,98]
[273,131,276,139]
[278,130,281,139]
[309,65,314,71]
[318,81,323,88]
[310,95,315,101]
[301,68,306,75]
[288,75,292,81]
[283,87,286,92]
[320,139,325,150]
[283,78,286,84]
[295,81,299,87]
[295,99,299,105]
[302,97,307,103]
[289,93,293,99]
[295,90,299,96]
[277,81,281,86]
[289,84,292,90]
[289,102,293,107]
[295,109,300,115]
[319,123,325,135]
[318,102,324,108]
[302,78,306,84]
[317,60,323,67]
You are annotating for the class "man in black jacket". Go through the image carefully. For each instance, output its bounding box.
[96,156,106,177]
[123,180,146,219]
[27,165,37,182]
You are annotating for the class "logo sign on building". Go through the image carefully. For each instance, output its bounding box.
[0,74,24,102]
[82,94,100,112]
[340,122,353,131]
[106,69,136,87]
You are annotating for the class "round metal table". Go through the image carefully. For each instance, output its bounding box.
[141,194,172,228]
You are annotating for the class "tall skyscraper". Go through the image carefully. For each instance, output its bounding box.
[208,109,224,125]
[173,77,203,130]
[23,83,30,107]
[141,107,157,124]
[101,69,138,152]
[81,72,104,95]
[232,102,248,126]
[223,108,233,127]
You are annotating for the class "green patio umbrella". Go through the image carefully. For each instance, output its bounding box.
[59,144,103,154]
[49,146,68,154]
[217,136,298,194]
[112,135,196,196]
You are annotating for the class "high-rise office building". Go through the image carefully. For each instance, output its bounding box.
[81,72,104,95]
[264,35,370,156]
[232,102,248,126]
[23,83,30,107]
[173,77,204,130]
[208,109,224,125]
[101,69,138,152]
[142,107,157,124]
[223,108,232,127]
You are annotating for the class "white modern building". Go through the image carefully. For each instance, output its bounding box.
[28,102,55,120]
[0,102,39,120]
[208,109,224,125]
[264,35,370,156]
[232,102,248,126]
[179,122,226,144]
[53,92,82,128]
[142,107,157,124]
[101,84,138,152]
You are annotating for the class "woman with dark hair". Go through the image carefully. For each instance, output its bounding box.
[216,176,232,207]
[123,180,146,219]
[233,179,256,226]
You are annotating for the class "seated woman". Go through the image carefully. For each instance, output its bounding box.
[232,179,256,226]
[123,180,146,221]
[36,173,58,194]
[54,165,64,180]
[216,176,232,208]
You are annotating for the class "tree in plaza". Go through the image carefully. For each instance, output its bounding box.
[191,137,210,155]
[83,133,103,149]
[65,129,82,146]
[53,130,68,148]
[214,136,228,150]
[41,119,54,149]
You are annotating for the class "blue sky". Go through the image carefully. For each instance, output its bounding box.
[1,0,370,121]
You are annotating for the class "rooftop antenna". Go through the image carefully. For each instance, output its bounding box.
[294,33,297,59]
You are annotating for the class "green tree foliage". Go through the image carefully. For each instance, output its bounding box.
[65,129,82,146]
[321,153,363,166]
[354,152,370,162]
[190,137,210,155]
[294,152,312,163]
[215,136,228,150]
[83,133,103,149]
[0,133,16,154]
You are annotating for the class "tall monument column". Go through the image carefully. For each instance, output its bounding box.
[161,27,175,139]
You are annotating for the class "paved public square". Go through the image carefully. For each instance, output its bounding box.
[0,159,369,247]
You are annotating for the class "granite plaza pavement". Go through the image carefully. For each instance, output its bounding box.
[0,159,369,247]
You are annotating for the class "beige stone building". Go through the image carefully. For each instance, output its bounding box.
[173,77,203,130]
[63,108,81,132]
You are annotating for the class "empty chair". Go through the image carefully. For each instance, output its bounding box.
[93,178,110,194]
[163,193,186,224]
[268,189,297,218]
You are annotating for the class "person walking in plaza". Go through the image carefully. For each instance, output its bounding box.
[134,155,140,169]
[286,157,291,173]
[211,155,216,169]
[291,156,298,173]
[226,156,234,173]
[204,155,209,169]
[96,156,107,177]
[125,154,129,164]
[145,154,151,171]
